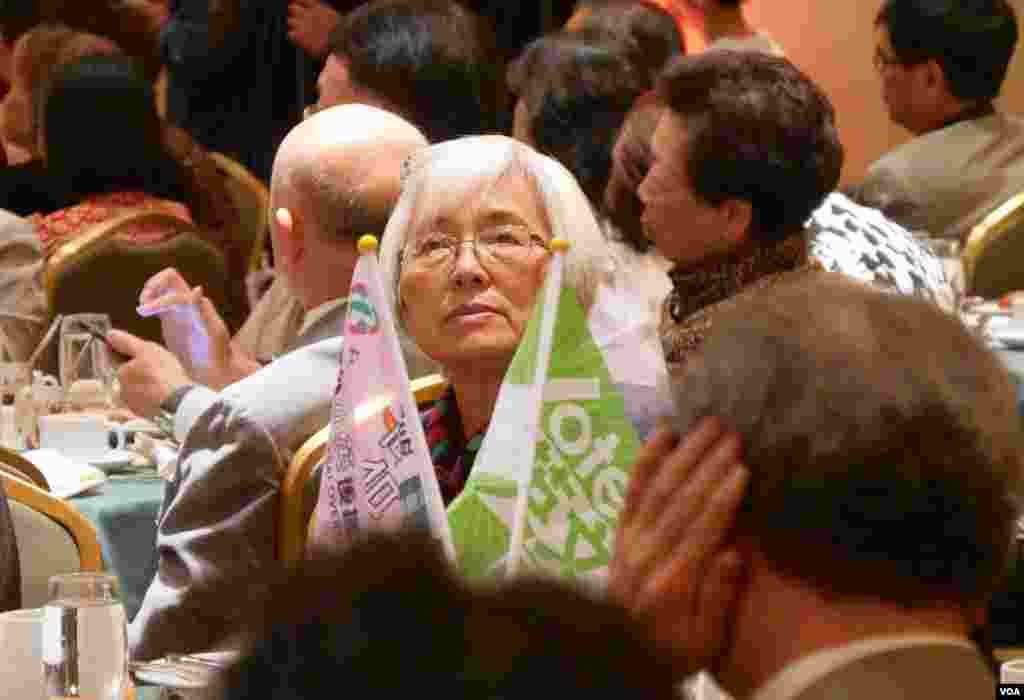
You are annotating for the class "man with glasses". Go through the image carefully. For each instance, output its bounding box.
[850,0,1024,241]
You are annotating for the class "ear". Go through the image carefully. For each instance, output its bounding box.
[718,198,754,250]
[273,207,306,269]
[921,59,948,96]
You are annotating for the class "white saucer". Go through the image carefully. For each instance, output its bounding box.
[51,473,107,499]
[87,449,139,473]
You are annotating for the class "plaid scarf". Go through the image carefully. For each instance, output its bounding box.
[421,386,484,505]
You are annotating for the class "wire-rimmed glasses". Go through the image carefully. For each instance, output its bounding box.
[402,225,550,272]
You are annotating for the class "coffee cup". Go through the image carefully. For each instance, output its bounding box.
[38,413,126,461]
[0,608,44,698]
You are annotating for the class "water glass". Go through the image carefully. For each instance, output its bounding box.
[42,572,128,700]
[59,314,115,410]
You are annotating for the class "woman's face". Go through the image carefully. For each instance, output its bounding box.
[398,171,552,376]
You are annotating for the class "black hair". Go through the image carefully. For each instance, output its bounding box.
[571,0,683,81]
[39,54,188,206]
[877,0,1018,103]
[657,51,843,242]
[217,529,679,700]
[509,35,648,207]
[328,0,502,142]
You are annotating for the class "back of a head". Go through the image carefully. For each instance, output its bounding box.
[877,0,1018,103]
[674,273,1024,607]
[571,0,684,81]
[270,104,428,247]
[508,34,649,206]
[218,530,677,700]
[328,0,500,143]
[1,0,160,80]
[15,24,120,150]
[657,50,843,243]
[41,54,184,204]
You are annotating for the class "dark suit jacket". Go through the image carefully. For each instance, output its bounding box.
[0,480,21,613]
[161,0,346,181]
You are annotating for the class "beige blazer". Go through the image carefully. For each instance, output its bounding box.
[852,113,1024,241]
[793,643,994,699]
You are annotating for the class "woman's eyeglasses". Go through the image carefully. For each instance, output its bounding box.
[403,226,549,271]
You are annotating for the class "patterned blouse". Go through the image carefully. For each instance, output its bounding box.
[421,387,485,505]
[29,191,192,259]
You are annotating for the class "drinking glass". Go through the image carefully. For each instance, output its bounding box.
[59,314,115,410]
[42,572,128,700]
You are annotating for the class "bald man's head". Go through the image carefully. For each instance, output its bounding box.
[270,104,427,246]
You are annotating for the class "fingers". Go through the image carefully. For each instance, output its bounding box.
[139,285,203,317]
[107,329,147,358]
[632,417,728,536]
[140,268,188,304]
[682,548,745,671]
[647,434,742,563]
[198,295,229,339]
[620,420,677,530]
[636,463,748,609]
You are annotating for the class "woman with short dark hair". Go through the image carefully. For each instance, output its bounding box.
[640,50,842,377]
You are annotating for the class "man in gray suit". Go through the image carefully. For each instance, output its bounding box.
[108,104,428,661]
[611,273,1021,698]
[851,0,1024,241]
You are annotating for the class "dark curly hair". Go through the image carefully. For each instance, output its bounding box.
[656,50,843,243]
[877,0,1018,103]
[508,35,649,208]
[328,0,501,142]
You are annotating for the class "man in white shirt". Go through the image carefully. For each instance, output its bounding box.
[108,104,429,661]
[851,0,1024,241]
[611,273,1019,699]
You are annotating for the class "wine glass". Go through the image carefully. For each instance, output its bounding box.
[42,572,128,700]
[59,314,115,411]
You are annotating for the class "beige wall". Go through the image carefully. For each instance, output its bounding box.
[739,0,1024,185]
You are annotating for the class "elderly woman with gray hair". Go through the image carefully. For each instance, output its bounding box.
[378,134,641,503]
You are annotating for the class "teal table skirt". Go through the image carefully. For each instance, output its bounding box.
[71,476,165,621]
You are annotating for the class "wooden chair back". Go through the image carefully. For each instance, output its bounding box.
[0,447,49,491]
[963,191,1024,298]
[276,373,447,562]
[209,152,270,273]
[2,471,103,606]
[45,212,230,344]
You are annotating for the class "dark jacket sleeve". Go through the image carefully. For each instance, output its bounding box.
[160,0,268,81]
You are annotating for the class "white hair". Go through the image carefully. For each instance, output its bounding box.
[379,135,616,336]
